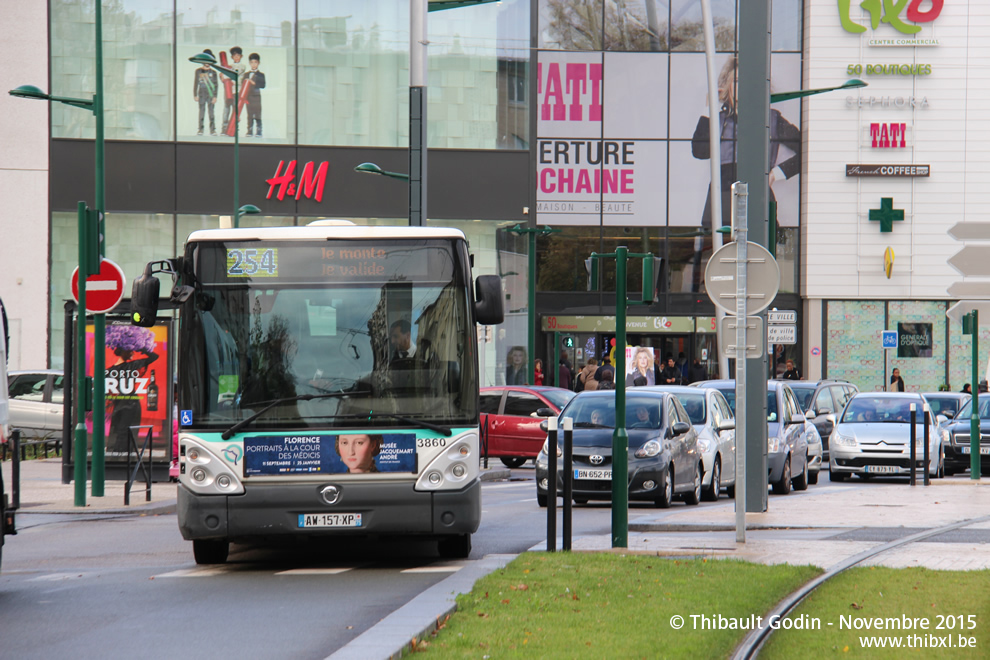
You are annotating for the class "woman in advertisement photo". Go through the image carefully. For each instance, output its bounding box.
[336,434,383,473]
[104,325,160,454]
[691,56,801,229]
[626,347,656,387]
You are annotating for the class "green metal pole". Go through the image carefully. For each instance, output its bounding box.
[528,230,537,384]
[971,311,981,479]
[612,246,629,548]
[74,202,88,507]
[553,331,560,390]
[233,75,240,227]
[91,0,107,496]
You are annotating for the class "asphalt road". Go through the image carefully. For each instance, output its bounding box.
[6,464,952,659]
[0,466,611,660]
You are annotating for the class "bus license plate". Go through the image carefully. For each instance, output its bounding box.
[865,465,898,474]
[298,513,362,528]
[961,446,990,455]
[575,469,611,480]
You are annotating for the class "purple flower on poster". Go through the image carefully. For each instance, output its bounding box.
[105,325,156,353]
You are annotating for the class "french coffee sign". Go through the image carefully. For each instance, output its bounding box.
[846,164,930,177]
[535,51,668,227]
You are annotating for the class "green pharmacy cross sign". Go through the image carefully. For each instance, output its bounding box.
[869,197,905,233]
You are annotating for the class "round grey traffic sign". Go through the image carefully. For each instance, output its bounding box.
[704,241,780,316]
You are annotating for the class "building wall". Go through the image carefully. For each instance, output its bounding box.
[805,0,990,300]
[0,2,50,370]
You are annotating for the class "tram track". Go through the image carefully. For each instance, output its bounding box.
[731,513,990,659]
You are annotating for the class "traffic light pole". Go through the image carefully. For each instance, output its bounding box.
[963,310,981,479]
[509,224,560,384]
[589,248,655,548]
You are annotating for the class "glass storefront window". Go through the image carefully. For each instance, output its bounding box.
[52,0,175,141]
[299,0,528,149]
[670,0,735,52]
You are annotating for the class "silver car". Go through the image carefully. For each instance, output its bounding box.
[656,386,736,501]
[829,392,944,481]
[7,370,65,440]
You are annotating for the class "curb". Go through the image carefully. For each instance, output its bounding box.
[479,467,511,482]
[326,554,516,660]
[15,499,177,516]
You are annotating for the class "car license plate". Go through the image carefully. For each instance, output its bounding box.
[960,446,990,455]
[574,469,611,480]
[865,465,899,474]
[298,513,362,528]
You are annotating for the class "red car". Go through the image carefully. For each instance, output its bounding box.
[480,386,575,468]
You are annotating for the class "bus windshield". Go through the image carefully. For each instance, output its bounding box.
[179,238,477,431]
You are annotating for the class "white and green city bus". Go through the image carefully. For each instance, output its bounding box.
[131,221,503,564]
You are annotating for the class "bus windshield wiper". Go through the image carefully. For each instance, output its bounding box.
[221,390,369,440]
[364,411,452,437]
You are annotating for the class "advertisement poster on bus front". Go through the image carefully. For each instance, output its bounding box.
[243,433,418,476]
[85,320,172,462]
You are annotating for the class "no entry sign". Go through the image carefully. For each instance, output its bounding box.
[71,258,126,314]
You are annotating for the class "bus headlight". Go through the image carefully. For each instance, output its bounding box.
[179,436,244,495]
[415,431,480,491]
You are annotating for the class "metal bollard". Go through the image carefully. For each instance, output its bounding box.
[562,417,573,552]
[923,404,931,486]
[547,417,558,552]
[11,429,21,510]
[911,403,918,486]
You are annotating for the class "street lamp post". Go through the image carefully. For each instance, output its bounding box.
[9,0,108,505]
[188,52,249,227]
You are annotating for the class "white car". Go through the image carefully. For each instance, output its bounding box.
[830,392,944,481]
[656,386,736,501]
[6,370,65,441]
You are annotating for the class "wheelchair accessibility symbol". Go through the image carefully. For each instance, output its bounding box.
[180,410,193,426]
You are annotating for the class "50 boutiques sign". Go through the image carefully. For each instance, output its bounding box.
[839,0,944,46]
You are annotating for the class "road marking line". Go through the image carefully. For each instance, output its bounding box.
[275,568,355,575]
[400,564,464,574]
[154,567,229,578]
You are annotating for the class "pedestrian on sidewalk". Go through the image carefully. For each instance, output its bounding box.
[890,367,905,392]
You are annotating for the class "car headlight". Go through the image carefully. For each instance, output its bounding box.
[541,438,562,457]
[767,436,785,453]
[697,437,713,453]
[941,429,951,445]
[635,439,662,458]
[833,433,857,447]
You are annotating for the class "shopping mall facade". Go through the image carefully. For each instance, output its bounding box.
[2,0,989,393]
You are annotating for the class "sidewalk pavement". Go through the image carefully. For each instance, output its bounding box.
[1,457,512,515]
[539,477,990,572]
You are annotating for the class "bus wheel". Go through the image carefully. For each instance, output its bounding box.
[193,539,229,565]
[438,534,472,559]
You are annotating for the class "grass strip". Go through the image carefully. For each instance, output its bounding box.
[761,566,990,658]
[414,551,820,658]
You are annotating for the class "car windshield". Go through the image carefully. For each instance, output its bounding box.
[715,386,736,415]
[788,385,815,411]
[954,398,990,420]
[674,392,707,425]
[841,396,921,423]
[925,395,965,418]
[560,395,664,430]
[541,389,576,411]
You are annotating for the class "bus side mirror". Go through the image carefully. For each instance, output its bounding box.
[474,275,504,325]
[130,263,160,327]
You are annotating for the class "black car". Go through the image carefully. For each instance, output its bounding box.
[782,379,858,461]
[535,390,702,508]
[939,396,990,476]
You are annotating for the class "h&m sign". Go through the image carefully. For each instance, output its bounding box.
[266,160,329,202]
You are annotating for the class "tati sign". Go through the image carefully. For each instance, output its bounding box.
[535,51,668,227]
